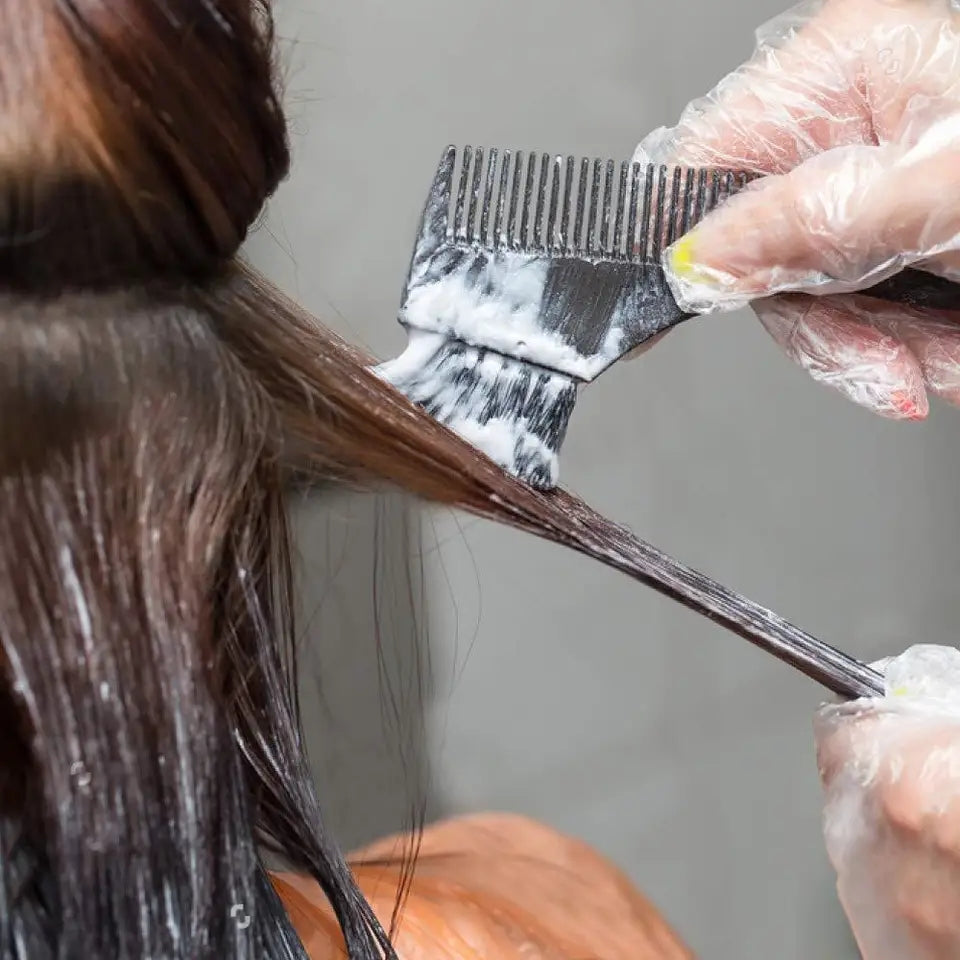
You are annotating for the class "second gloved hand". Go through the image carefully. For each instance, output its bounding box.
[816,645,960,960]
[637,0,960,420]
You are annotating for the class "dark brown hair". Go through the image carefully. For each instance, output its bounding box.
[0,2,747,959]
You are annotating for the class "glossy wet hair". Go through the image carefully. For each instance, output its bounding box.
[0,2,669,958]
[1,1,809,958]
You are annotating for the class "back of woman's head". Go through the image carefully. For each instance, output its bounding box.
[0,4,386,958]
[0,3,643,959]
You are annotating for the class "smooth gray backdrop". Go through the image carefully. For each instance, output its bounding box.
[247,2,960,957]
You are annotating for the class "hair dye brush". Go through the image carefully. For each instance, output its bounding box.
[377,145,960,490]
[372,144,960,703]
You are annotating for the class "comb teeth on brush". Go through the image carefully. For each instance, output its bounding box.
[377,145,960,489]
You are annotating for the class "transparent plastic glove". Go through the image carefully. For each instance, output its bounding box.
[815,644,960,959]
[635,0,960,419]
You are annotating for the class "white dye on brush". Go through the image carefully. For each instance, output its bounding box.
[401,250,625,381]
[446,415,559,481]
[377,327,574,489]
[377,246,633,489]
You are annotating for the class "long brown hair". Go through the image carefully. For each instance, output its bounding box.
[0,2,718,958]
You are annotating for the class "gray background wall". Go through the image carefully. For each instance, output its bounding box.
[247,2,960,957]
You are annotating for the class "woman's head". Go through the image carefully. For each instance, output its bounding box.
[0,4,383,958]
[0,3,669,958]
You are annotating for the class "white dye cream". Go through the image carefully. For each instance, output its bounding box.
[446,414,559,486]
[375,329,449,385]
[402,251,618,381]
[375,329,567,487]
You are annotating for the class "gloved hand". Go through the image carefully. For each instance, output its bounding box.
[816,644,960,959]
[636,0,960,420]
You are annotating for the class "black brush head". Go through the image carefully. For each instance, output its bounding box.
[375,145,752,489]
[377,330,577,489]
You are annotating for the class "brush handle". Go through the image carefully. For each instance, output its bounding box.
[857,268,960,311]
[616,261,960,377]
[619,176,960,363]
